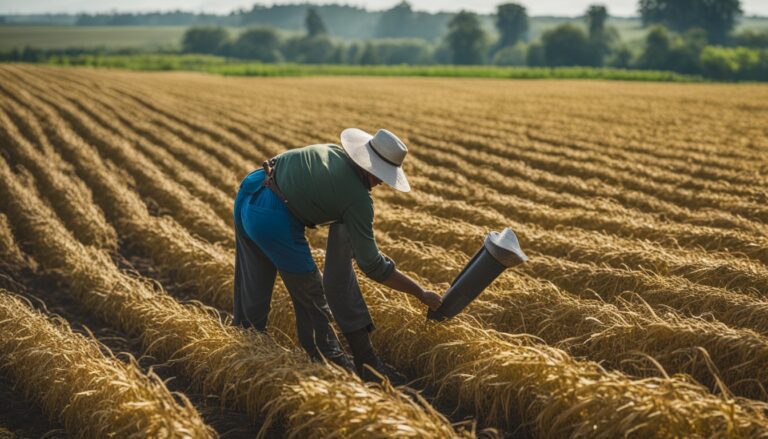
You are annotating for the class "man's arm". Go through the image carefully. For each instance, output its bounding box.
[342,200,443,310]
[381,269,443,311]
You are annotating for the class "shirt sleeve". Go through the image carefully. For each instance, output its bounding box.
[342,197,396,282]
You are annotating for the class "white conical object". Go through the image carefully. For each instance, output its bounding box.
[485,228,528,267]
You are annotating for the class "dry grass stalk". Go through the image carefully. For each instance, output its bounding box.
[0,289,215,438]
[0,98,117,250]
[379,232,768,401]
[0,214,25,268]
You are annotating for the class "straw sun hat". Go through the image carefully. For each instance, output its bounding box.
[340,128,411,192]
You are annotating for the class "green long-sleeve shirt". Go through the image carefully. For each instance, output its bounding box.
[274,144,396,282]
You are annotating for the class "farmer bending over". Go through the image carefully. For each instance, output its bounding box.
[233,128,443,381]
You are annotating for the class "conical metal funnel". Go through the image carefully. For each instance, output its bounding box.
[427,227,527,321]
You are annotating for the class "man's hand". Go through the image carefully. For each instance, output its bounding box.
[419,290,443,311]
[381,268,443,310]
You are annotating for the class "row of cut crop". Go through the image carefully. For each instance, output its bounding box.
[0,288,214,438]
[375,191,768,295]
[398,99,766,194]
[0,94,116,250]
[0,69,232,247]
[375,231,768,401]
[40,76,238,226]
[373,201,768,335]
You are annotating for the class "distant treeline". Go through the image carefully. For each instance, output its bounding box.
[3,0,767,81]
[163,2,767,80]
[1,3,469,41]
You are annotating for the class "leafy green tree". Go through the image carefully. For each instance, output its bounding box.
[495,3,528,49]
[232,28,282,62]
[637,25,707,73]
[732,29,768,48]
[637,25,671,69]
[346,43,363,64]
[182,26,229,54]
[542,24,595,66]
[376,1,413,38]
[445,11,488,65]
[586,5,608,38]
[585,5,616,66]
[638,0,742,44]
[526,41,546,66]
[283,35,336,63]
[493,42,527,66]
[700,45,768,80]
[305,8,327,37]
[374,39,433,64]
[359,42,380,65]
[607,45,633,68]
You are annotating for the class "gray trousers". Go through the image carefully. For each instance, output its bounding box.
[234,222,374,358]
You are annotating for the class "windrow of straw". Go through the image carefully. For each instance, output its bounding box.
[67,83,242,196]
[0,68,232,247]
[417,128,768,223]
[0,289,214,438]
[0,98,116,250]
[375,191,768,296]
[140,72,768,237]
[410,129,767,234]
[322,246,768,436]
[396,96,762,193]
[403,169,768,266]
[407,106,763,198]
[52,84,236,226]
[15,66,248,197]
[153,83,768,255]
[0,79,237,310]
[424,85,767,172]
[0,148,465,439]
[376,232,768,401]
[0,214,25,269]
[373,202,768,335]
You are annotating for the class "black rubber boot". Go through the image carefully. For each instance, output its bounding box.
[344,328,406,385]
[317,329,355,372]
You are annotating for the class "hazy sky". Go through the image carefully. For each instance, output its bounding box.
[2,0,768,16]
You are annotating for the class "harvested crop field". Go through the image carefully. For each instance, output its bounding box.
[1,64,767,437]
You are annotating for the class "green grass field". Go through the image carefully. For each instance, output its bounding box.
[37,53,703,82]
[0,25,189,50]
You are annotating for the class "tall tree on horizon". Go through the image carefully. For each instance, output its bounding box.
[586,4,611,66]
[305,7,327,37]
[446,10,488,65]
[375,1,414,38]
[586,5,608,39]
[638,0,742,43]
[495,3,528,49]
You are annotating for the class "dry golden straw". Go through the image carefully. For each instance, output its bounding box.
[0,289,214,438]
[3,64,768,437]
[0,141,464,438]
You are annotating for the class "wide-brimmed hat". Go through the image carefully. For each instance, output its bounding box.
[340,128,411,192]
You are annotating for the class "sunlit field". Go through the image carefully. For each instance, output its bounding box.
[1,64,767,437]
